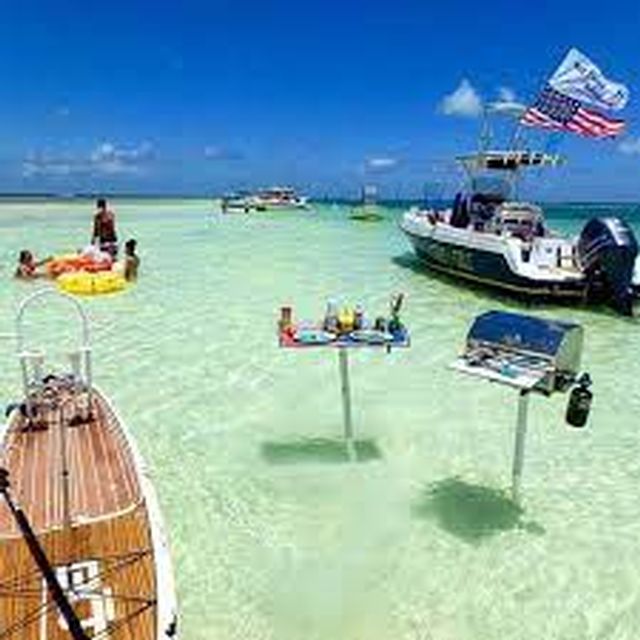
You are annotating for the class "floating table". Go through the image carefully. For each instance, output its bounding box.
[278,327,410,453]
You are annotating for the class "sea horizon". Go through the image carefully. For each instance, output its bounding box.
[1,193,639,207]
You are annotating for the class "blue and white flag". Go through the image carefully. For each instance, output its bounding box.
[549,48,629,111]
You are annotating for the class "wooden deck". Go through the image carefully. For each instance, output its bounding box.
[0,384,158,639]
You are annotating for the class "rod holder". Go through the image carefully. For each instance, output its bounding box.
[68,351,82,383]
[19,350,45,420]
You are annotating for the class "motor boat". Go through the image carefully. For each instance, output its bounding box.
[350,185,384,222]
[220,187,309,213]
[220,191,254,214]
[252,187,310,211]
[400,150,640,315]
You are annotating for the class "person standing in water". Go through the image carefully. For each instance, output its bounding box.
[92,198,118,258]
[123,239,140,281]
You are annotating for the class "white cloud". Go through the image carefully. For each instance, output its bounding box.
[485,86,527,117]
[366,156,399,171]
[440,79,483,117]
[497,86,517,103]
[23,156,76,177]
[22,141,155,178]
[89,141,154,174]
[618,137,640,155]
[91,141,153,163]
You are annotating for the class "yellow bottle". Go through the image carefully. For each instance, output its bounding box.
[338,307,355,333]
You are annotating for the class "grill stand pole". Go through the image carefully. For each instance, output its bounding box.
[338,348,356,459]
[511,389,530,503]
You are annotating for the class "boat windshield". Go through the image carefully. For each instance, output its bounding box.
[470,175,513,200]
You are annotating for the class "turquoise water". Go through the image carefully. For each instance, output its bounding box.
[1,200,640,640]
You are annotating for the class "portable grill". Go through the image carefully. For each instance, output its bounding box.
[451,310,592,501]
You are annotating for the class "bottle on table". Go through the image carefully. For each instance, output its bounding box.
[339,307,355,333]
[354,305,364,330]
[388,293,405,336]
[324,299,339,333]
[374,316,387,332]
[279,306,294,337]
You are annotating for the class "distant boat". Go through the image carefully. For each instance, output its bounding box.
[0,291,178,639]
[252,186,310,211]
[400,149,640,315]
[220,187,309,213]
[220,191,254,213]
[350,185,384,222]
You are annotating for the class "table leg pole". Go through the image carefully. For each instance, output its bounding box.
[512,390,530,503]
[338,348,354,444]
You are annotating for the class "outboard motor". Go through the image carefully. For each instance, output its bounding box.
[577,217,638,315]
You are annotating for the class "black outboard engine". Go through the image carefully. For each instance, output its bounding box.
[577,217,639,316]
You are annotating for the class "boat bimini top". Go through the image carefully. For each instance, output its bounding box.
[457,150,564,172]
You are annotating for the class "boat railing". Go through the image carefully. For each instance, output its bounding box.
[15,289,93,418]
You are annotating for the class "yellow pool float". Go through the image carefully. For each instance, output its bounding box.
[56,270,127,296]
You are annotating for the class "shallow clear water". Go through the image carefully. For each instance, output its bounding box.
[1,200,640,640]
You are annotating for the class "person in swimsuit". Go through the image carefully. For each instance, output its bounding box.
[123,239,140,281]
[92,198,118,258]
[15,250,49,279]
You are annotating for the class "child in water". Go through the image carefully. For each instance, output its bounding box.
[123,239,140,281]
[15,250,50,279]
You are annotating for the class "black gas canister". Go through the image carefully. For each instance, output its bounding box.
[566,374,593,428]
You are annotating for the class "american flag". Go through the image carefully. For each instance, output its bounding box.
[521,85,625,138]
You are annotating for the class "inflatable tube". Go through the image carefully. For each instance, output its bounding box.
[56,271,127,296]
[46,254,113,278]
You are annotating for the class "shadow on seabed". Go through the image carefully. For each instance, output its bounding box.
[412,477,545,543]
[261,437,383,465]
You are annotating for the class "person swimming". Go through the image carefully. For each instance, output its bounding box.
[15,250,49,279]
[123,239,140,281]
[92,198,118,258]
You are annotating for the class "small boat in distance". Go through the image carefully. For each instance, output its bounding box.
[221,186,309,213]
[0,290,178,639]
[219,191,254,213]
[252,186,310,211]
[400,150,640,315]
[350,185,384,222]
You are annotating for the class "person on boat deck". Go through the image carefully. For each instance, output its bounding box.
[92,198,118,258]
[123,238,140,281]
[15,250,49,279]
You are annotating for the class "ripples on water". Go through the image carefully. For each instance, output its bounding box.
[1,200,639,640]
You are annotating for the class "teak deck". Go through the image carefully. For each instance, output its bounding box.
[0,385,157,639]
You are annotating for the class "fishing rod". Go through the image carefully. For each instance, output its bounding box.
[0,467,90,640]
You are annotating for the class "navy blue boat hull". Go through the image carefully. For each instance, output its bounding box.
[403,229,586,300]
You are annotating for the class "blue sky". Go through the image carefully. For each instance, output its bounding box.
[1,0,639,199]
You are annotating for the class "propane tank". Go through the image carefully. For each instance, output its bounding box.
[565,373,593,428]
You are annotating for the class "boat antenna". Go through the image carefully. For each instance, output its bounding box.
[0,468,90,640]
[510,122,525,151]
[479,105,492,152]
